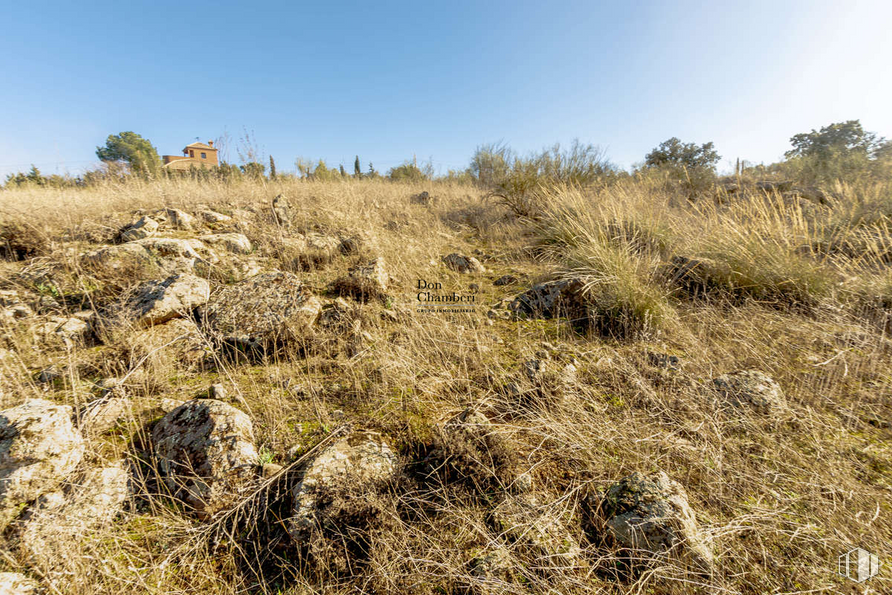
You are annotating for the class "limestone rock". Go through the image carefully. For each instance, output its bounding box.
[0,399,84,527]
[19,463,130,570]
[78,390,132,436]
[152,399,258,517]
[468,546,514,594]
[303,233,342,266]
[159,398,186,413]
[289,430,397,542]
[119,216,159,242]
[272,194,291,227]
[712,370,786,415]
[54,316,89,342]
[133,237,212,262]
[333,257,390,301]
[199,233,252,255]
[199,210,232,224]
[197,270,322,353]
[110,273,209,328]
[442,253,486,274]
[493,274,518,286]
[165,208,196,230]
[600,471,713,570]
[81,242,151,270]
[126,317,208,372]
[508,279,588,323]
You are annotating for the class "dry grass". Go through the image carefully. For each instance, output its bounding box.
[0,175,890,594]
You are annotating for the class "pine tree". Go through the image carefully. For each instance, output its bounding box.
[27,165,45,186]
[269,156,277,180]
[354,155,361,178]
[339,164,346,177]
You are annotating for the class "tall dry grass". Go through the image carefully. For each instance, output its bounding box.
[0,176,889,594]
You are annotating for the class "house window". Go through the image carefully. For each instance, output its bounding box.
[201,152,207,159]
[189,150,194,157]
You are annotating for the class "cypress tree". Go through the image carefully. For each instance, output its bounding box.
[354,155,361,178]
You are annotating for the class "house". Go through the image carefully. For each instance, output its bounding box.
[162,140,219,171]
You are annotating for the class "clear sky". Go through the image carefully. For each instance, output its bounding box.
[1,0,890,178]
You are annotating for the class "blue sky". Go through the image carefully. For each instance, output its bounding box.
[1,0,890,178]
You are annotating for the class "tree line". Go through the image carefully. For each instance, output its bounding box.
[4,120,890,189]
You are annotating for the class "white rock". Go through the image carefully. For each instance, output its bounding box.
[289,431,397,541]
[152,399,257,517]
[199,233,252,255]
[120,216,159,242]
[110,273,209,328]
[0,399,85,527]
[165,208,197,230]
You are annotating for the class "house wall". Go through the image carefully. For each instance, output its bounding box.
[163,158,215,171]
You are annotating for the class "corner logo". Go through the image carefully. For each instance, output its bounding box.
[838,547,879,583]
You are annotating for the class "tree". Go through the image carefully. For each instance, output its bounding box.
[27,165,45,186]
[367,162,379,177]
[339,164,347,177]
[240,162,265,179]
[354,155,361,178]
[785,120,883,160]
[387,162,428,182]
[784,120,889,182]
[96,131,162,177]
[644,138,721,171]
[469,142,513,186]
[269,156,277,180]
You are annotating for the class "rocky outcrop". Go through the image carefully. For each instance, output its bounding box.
[0,400,84,527]
[133,237,212,262]
[78,391,132,436]
[442,253,486,274]
[712,370,786,415]
[596,471,713,571]
[199,233,252,255]
[289,430,397,542]
[151,399,258,517]
[332,257,390,301]
[508,279,589,324]
[165,208,197,230]
[109,273,209,328]
[0,290,34,320]
[126,317,208,372]
[197,270,321,353]
[199,210,232,224]
[19,463,130,572]
[272,194,291,227]
[32,315,91,348]
[468,547,514,594]
[119,216,159,242]
[81,242,152,270]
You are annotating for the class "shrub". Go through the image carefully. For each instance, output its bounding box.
[387,162,428,182]
[482,140,617,218]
